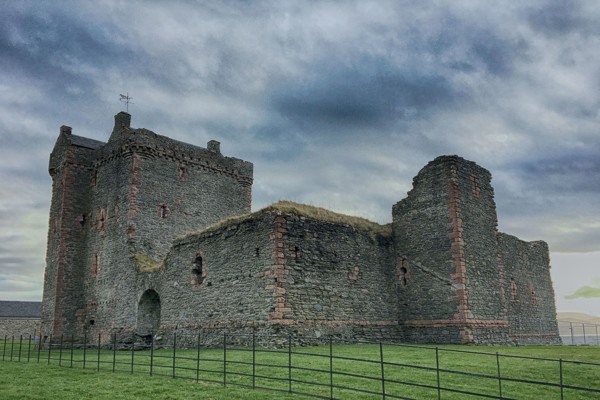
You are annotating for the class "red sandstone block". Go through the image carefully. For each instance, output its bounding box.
[275,287,286,295]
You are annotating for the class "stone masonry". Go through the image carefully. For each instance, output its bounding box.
[41,112,561,345]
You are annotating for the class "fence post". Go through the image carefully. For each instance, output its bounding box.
[47,335,52,364]
[582,323,586,345]
[596,325,599,346]
[172,332,177,379]
[18,335,23,362]
[223,332,227,387]
[288,334,292,393]
[70,334,74,368]
[37,335,41,363]
[58,335,63,366]
[329,337,333,400]
[131,335,135,374]
[97,333,101,372]
[10,335,14,361]
[435,347,441,400]
[2,335,6,361]
[380,342,386,399]
[150,334,154,376]
[83,332,87,369]
[196,331,201,383]
[570,322,574,345]
[112,333,117,372]
[252,330,256,389]
[496,352,503,399]
[559,358,563,400]
[27,334,32,363]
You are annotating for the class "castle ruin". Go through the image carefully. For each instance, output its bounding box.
[41,112,561,345]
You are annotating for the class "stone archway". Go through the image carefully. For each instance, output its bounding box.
[136,289,161,336]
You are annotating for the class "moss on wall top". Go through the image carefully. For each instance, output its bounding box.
[176,200,392,244]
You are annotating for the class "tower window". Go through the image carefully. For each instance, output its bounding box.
[397,257,410,287]
[97,209,106,232]
[292,246,300,260]
[510,279,518,301]
[92,254,100,276]
[530,286,537,304]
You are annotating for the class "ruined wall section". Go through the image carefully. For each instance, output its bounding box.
[498,233,561,344]
[42,126,103,338]
[448,157,508,343]
[277,214,397,340]
[151,213,274,344]
[392,157,461,342]
[135,207,397,345]
[392,156,509,343]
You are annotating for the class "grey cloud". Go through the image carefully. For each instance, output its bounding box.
[0,10,127,90]
[515,152,600,194]
[527,1,600,37]
[269,56,464,135]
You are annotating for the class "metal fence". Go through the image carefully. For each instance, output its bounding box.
[2,331,599,399]
[558,320,600,346]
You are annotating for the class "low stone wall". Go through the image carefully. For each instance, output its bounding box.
[0,318,41,339]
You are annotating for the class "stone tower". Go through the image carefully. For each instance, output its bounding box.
[41,112,253,339]
[392,156,510,343]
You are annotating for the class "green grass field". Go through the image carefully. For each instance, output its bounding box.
[1,339,599,399]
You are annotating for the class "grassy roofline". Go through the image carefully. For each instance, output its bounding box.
[176,200,392,242]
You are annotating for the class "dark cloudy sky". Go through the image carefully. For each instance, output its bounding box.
[1,1,599,316]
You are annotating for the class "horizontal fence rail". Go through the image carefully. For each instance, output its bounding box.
[558,320,600,346]
[2,331,599,399]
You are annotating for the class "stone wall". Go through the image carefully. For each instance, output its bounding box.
[498,233,561,344]
[0,319,40,339]
[278,212,398,340]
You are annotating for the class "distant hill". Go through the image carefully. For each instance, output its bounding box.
[557,312,600,325]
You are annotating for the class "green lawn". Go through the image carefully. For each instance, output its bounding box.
[1,339,599,399]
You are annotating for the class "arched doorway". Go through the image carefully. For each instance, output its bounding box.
[137,289,161,336]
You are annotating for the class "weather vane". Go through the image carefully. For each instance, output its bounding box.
[119,92,133,112]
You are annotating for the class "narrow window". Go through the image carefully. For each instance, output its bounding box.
[255,247,260,257]
[397,257,410,287]
[293,246,300,260]
[159,205,169,219]
[510,279,518,301]
[177,164,188,181]
[97,209,106,232]
[192,254,205,286]
[530,286,537,304]
[470,174,481,198]
[92,254,100,276]
[79,214,86,228]
[399,267,408,287]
